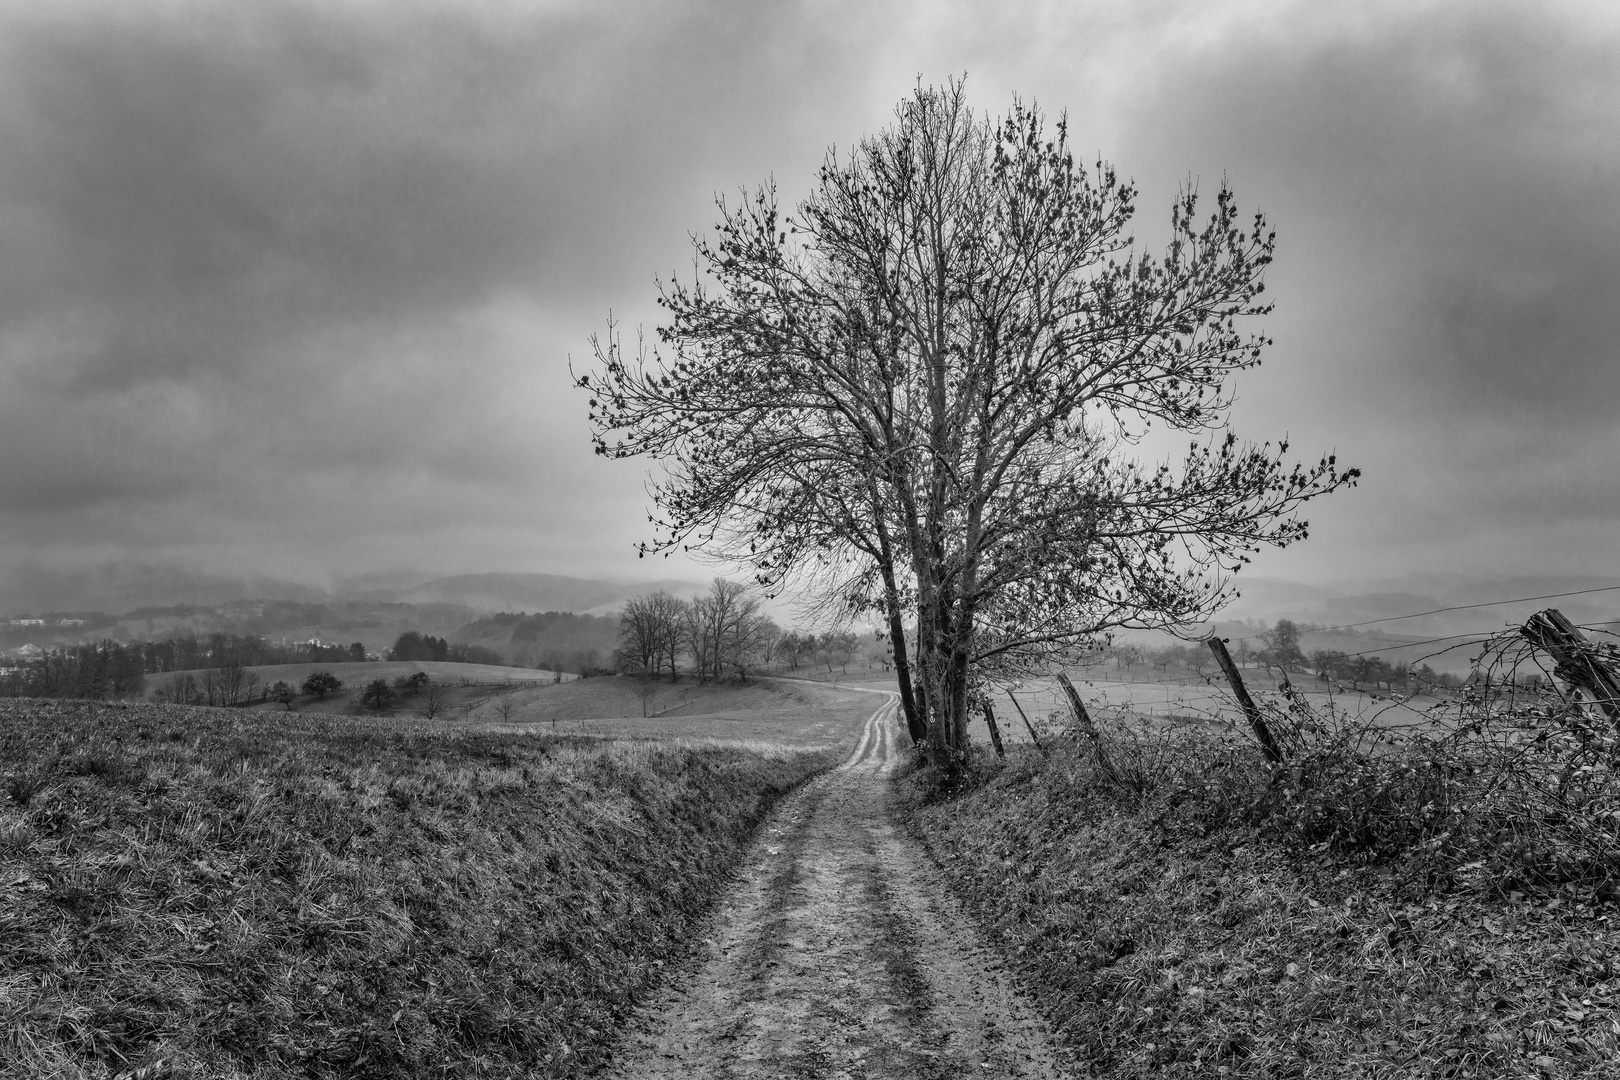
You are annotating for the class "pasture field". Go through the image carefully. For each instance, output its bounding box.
[965,668,1450,749]
[0,681,868,1078]
[466,676,880,750]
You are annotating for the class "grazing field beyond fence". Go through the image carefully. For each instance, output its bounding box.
[0,698,842,1078]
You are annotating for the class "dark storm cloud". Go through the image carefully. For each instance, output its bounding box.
[0,0,888,578]
[1,0,1616,596]
[1111,4,1619,405]
[1090,1,1620,575]
[0,1,750,389]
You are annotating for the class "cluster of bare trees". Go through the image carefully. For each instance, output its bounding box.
[774,630,861,674]
[615,579,879,681]
[153,663,262,707]
[616,579,781,682]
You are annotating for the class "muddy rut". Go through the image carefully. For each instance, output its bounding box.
[598,694,1075,1080]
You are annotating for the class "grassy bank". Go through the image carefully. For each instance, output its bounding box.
[0,699,838,1079]
[900,721,1620,1079]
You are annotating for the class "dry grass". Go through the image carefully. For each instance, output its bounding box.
[0,698,839,1079]
[900,697,1620,1078]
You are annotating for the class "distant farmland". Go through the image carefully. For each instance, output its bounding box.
[140,660,568,717]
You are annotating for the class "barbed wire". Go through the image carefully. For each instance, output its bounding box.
[1284,583,1620,636]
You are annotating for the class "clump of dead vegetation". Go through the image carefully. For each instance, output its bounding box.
[902,625,1620,1078]
[0,699,836,1079]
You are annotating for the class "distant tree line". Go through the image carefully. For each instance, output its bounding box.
[0,640,149,700]
[508,612,618,674]
[0,633,373,702]
[773,630,863,674]
[136,632,369,671]
[451,610,620,675]
[384,631,502,666]
[1084,619,1468,694]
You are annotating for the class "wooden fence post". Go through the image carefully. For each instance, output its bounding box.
[1205,636,1284,764]
[1055,672,1102,741]
[1004,690,1045,754]
[981,700,1007,759]
[1520,608,1620,724]
[1055,672,1120,783]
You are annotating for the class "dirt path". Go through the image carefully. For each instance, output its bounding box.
[597,695,1076,1080]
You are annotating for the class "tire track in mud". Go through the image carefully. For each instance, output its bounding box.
[598,696,1075,1080]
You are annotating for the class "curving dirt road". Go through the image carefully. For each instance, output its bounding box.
[598,694,1076,1080]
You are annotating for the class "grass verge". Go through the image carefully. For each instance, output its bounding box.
[898,725,1620,1079]
[0,699,837,1079]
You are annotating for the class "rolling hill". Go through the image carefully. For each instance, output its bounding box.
[397,572,706,614]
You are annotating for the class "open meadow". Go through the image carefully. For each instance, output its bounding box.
[461,676,880,749]
[965,667,1455,750]
[0,675,877,1078]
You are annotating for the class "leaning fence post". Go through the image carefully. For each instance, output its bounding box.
[1055,672,1121,783]
[1055,672,1102,741]
[1205,636,1284,764]
[1004,690,1045,754]
[981,700,1007,759]
[1520,608,1620,724]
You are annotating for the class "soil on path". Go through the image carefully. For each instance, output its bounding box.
[597,694,1076,1080]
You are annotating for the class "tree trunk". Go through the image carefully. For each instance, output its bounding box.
[874,488,926,744]
[947,632,972,754]
[877,525,926,744]
[915,581,953,771]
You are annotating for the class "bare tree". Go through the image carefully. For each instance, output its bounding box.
[582,80,1356,770]
[710,580,770,680]
[648,590,686,679]
[156,672,203,706]
[752,617,783,674]
[421,680,449,719]
[615,593,664,676]
[779,631,804,670]
[682,589,723,682]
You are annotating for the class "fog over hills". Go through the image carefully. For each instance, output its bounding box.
[0,563,705,619]
[1220,574,1620,638]
[7,557,1617,652]
[0,563,330,616]
[394,573,708,615]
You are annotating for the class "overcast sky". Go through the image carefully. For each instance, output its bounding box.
[0,0,1615,597]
